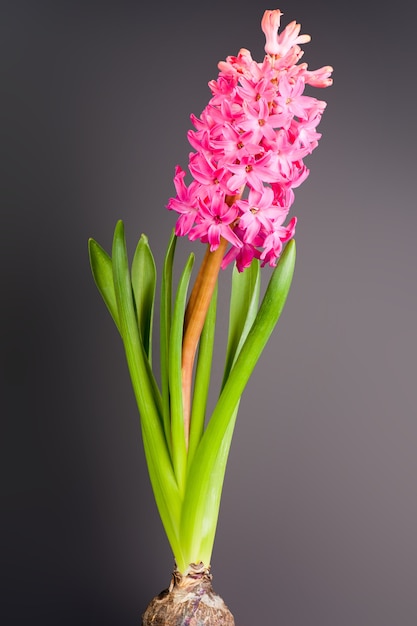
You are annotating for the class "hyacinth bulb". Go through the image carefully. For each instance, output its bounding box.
[142,564,235,626]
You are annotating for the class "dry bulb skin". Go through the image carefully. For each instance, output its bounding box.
[141,563,235,626]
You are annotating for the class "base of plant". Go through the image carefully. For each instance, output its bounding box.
[141,562,235,626]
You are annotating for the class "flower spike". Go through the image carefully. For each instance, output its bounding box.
[167,8,332,271]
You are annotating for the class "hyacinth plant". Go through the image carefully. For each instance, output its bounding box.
[89,9,332,625]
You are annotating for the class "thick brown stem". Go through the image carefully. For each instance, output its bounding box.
[181,194,241,449]
[183,245,211,332]
[181,237,228,446]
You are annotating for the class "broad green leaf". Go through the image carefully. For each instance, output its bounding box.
[180,240,296,566]
[179,405,238,571]
[222,258,261,388]
[88,238,120,332]
[131,234,156,363]
[111,221,182,561]
[169,252,195,494]
[160,231,177,449]
[187,283,218,468]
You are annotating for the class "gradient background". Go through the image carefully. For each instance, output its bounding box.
[2,1,417,625]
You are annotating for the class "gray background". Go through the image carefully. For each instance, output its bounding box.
[2,1,416,625]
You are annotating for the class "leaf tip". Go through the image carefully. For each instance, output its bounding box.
[115,219,125,236]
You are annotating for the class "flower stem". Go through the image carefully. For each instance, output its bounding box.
[181,237,228,448]
[181,193,242,449]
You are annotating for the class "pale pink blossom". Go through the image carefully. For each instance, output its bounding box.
[261,9,284,56]
[303,65,334,88]
[237,74,276,105]
[276,75,315,120]
[217,48,256,79]
[273,19,311,58]
[239,98,286,144]
[208,75,237,103]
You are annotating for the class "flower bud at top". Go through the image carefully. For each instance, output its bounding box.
[261,9,284,55]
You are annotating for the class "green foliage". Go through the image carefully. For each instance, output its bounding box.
[89,221,296,573]
[169,252,195,494]
[131,234,157,363]
[88,239,120,332]
[188,284,218,467]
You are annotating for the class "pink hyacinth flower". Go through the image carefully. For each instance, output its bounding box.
[166,166,200,237]
[261,9,284,55]
[167,8,332,270]
[189,189,243,252]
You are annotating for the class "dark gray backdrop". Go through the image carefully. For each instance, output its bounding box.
[2,1,416,625]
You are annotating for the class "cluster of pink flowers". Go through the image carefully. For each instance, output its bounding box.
[167,9,333,271]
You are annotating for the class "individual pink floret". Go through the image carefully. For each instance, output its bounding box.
[188,189,243,252]
[167,166,200,237]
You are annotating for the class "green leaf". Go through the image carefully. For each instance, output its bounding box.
[131,234,157,364]
[169,252,195,494]
[212,239,296,427]
[180,240,296,566]
[88,238,120,332]
[222,258,261,388]
[179,405,239,570]
[111,221,183,562]
[160,231,177,450]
